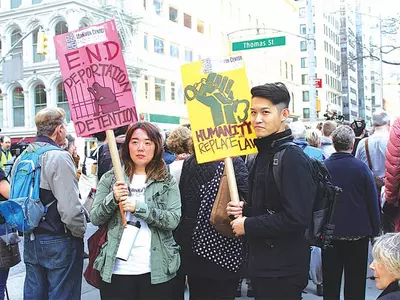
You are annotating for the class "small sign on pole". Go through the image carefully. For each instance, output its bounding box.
[315,78,322,88]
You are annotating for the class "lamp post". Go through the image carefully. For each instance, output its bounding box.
[305,0,317,122]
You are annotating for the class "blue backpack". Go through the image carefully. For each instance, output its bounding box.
[0,144,60,233]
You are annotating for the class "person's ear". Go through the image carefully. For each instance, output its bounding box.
[281,108,290,121]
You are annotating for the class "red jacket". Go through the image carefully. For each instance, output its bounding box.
[385,117,400,231]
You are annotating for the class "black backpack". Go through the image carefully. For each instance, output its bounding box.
[272,142,342,249]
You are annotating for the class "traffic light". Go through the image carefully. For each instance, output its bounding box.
[37,30,48,55]
[316,97,321,112]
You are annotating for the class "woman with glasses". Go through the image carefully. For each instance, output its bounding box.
[91,122,181,300]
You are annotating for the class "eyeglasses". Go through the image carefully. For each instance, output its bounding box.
[130,140,154,149]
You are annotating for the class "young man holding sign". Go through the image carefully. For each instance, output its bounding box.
[228,83,315,300]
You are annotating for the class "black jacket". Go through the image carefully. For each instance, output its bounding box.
[378,281,400,299]
[175,155,248,279]
[324,152,380,237]
[243,129,315,278]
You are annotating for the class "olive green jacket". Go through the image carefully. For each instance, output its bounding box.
[90,169,181,284]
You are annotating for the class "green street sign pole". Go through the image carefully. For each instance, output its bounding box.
[232,36,286,52]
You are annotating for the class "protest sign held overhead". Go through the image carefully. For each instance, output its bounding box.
[54,20,138,137]
[181,55,257,164]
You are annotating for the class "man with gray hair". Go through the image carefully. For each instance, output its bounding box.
[323,125,380,299]
[290,121,324,160]
[355,111,390,206]
[14,107,87,300]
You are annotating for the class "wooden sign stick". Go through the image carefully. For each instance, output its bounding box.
[106,129,127,228]
[224,157,240,205]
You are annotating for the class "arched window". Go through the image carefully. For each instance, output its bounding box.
[0,89,3,128]
[56,82,70,122]
[12,87,24,127]
[11,28,23,56]
[34,84,47,114]
[55,22,68,60]
[33,29,45,63]
[55,21,68,35]
[79,19,90,29]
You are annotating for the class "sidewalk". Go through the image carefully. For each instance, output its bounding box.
[7,264,381,300]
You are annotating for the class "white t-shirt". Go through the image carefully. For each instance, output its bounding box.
[113,174,152,275]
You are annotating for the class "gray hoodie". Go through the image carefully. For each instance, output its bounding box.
[320,136,335,159]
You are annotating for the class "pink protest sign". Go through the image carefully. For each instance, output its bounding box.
[54,20,137,137]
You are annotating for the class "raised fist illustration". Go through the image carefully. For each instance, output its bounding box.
[87,82,119,116]
[186,73,249,127]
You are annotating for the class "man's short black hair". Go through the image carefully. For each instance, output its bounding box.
[250,82,291,109]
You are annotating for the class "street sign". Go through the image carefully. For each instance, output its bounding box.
[315,78,322,88]
[232,36,286,52]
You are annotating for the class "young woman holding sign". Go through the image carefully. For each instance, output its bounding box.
[90,122,181,300]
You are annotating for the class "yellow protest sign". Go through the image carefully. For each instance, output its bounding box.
[181,55,258,164]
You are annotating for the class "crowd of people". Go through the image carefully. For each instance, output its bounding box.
[0,82,398,300]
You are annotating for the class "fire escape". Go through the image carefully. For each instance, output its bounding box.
[102,3,146,78]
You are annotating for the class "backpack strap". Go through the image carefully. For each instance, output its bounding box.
[272,142,297,191]
[365,138,374,172]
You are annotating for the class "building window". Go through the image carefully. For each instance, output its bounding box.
[144,76,149,100]
[197,20,204,34]
[169,6,178,22]
[300,41,307,51]
[301,57,307,68]
[170,43,179,58]
[300,24,306,35]
[11,28,23,56]
[143,0,146,9]
[153,0,162,15]
[185,49,192,62]
[285,62,288,79]
[79,19,90,29]
[155,78,165,101]
[12,87,24,127]
[302,91,310,102]
[303,108,310,119]
[33,29,45,63]
[184,13,192,28]
[0,90,3,129]
[171,82,175,101]
[56,82,70,122]
[32,0,41,3]
[279,60,282,76]
[301,74,308,85]
[34,84,47,115]
[55,21,68,59]
[144,33,148,50]
[299,7,306,18]
[55,21,68,35]
[154,37,164,54]
[11,0,21,8]
[291,65,294,81]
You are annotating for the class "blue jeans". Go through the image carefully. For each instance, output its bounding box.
[23,234,84,300]
[0,269,9,300]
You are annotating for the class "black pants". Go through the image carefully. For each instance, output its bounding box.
[251,274,308,300]
[100,273,174,300]
[322,237,369,300]
[187,276,239,300]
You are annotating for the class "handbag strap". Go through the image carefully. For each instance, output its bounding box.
[365,138,373,172]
